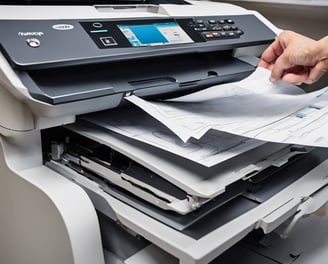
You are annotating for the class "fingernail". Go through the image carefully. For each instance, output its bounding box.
[269,76,276,82]
[305,79,315,84]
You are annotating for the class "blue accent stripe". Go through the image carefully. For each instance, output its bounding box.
[90,29,108,33]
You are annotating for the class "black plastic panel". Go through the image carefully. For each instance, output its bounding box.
[0,15,275,69]
[19,51,255,104]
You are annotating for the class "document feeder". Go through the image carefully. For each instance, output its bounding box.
[1,1,328,264]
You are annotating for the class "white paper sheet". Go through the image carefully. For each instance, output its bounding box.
[125,67,328,147]
[82,106,264,167]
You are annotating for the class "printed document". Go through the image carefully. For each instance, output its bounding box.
[125,67,328,147]
[82,106,264,167]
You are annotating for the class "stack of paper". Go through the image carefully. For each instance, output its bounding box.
[82,67,328,167]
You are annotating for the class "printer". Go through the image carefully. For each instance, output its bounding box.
[1,1,328,264]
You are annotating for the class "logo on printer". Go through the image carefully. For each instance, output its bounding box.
[18,32,44,37]
[52,24,74,31]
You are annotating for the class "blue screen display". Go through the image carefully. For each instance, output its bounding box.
[118,22,193,47]
[126,25,168,45]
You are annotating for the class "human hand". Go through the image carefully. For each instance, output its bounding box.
[258,30,328,85]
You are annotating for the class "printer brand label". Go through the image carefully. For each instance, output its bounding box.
[18,32,44,37]
[52,24,74,31]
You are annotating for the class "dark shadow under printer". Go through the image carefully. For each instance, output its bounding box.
[1,1,328,264]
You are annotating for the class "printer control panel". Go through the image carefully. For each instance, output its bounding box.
[188,18,244,41]
[0,14,275,69]
[81,19,196,49]
[81,17,244,49]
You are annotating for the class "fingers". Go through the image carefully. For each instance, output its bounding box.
[281,72,309,85]
[257,59,271,69]
[306,60,328,84]
[260,38,284,65]
[259,32,295,81]
[274,60,327,85]
[269,52,294,82]
[259,30,326,84]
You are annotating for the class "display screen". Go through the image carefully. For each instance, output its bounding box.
[117,22,194,47]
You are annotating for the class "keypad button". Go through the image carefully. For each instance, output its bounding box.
[194,27,208,31]
[203,32,215,39]
[197,17,243,40]
[211,26,222,31]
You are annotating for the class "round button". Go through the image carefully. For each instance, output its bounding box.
[92,22,103,28]
[26,38,40,48]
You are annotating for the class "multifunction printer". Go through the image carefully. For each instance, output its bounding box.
[1,1,328,264]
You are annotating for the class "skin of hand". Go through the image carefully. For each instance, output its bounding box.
[258,30,328,85]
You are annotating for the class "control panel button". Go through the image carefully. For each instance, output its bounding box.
[100,36,117,46]
[192,17,243,41]
[194,27,208,32]
[26,38,40,48]
[92,22,103,28]
[203,32,214,39]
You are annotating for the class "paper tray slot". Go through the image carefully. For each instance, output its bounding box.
[43,124,312,216]
[46,158,251,231]
[49,132,198,215]
[43,125,256,215]
[65,122,311,199]
[129,77,177,89]
[19,51,255,104]
[45,146,328,238]
[130,77,180,98]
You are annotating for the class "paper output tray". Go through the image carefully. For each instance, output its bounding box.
[50,122,310,214]
[43,123,328,263]
[68,123,308,194]
[46,142,328,264]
